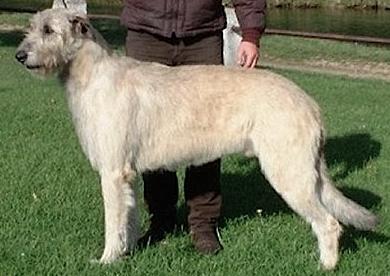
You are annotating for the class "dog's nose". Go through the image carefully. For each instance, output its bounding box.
[15,50,28,64]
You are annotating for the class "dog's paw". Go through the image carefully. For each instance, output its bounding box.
[98,249,123,264]
[320,256,338,271]
[99,256,118,265]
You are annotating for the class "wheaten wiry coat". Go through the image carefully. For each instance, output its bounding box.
[15,8,378,270]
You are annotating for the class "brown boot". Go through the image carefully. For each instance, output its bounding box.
[191,228,222,255]
[184,159,223,255]
[138,170,178,248]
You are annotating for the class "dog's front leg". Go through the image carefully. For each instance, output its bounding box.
[99,168,139,264]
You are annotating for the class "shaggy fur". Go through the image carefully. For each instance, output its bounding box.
[15,8,378,269]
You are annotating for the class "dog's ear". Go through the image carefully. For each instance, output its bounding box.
[70,15,92,38]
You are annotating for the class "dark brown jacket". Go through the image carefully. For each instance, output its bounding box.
[121,0,266,43]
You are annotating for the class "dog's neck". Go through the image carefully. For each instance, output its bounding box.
[60,39,109,88]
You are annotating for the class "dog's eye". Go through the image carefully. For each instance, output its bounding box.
[43,25,53,35]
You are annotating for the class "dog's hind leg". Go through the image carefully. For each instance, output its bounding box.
[257,143,342,270]
[99,167,139,264]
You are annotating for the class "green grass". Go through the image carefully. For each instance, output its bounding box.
[0,12,31,26]
[262,35,390,64]
[1,27,390,275]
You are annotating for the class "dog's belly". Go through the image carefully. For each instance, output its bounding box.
[135,130,250,172]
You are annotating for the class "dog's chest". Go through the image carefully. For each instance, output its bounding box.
[65,83,106,168]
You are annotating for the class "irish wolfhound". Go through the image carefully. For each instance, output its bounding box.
[15,8,378,269]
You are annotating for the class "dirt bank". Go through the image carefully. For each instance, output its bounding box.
[262,57,390,81]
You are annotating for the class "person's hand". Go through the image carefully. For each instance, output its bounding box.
[237,41,259,69]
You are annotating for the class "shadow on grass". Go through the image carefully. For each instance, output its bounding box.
[340,227,389,254]
[325,133,381,181]
[221,161,289,221]
[0,30,24,47]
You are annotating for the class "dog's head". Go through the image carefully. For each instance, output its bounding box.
[15,8,93,76]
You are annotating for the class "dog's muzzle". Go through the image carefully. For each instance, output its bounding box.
[15,50,42,69]
[15,50,28,64]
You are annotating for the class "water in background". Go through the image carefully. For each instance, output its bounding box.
[267,9,390,39]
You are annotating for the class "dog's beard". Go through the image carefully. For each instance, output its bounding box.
[28,66,58,78]
[25,63,57,77]
[23,52,63,77]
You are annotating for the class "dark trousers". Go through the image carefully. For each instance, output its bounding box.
[125,29,223,232]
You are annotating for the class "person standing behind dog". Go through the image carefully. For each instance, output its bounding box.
[121,0,266,254]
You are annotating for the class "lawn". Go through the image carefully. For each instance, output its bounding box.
[0,21,389,275]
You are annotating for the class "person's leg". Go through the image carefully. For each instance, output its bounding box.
[125,29,178,246]
[139,170,178,245]
[178,32,224,254]
[184,160,222,254]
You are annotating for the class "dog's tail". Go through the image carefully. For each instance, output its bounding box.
[319,158,379,231]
